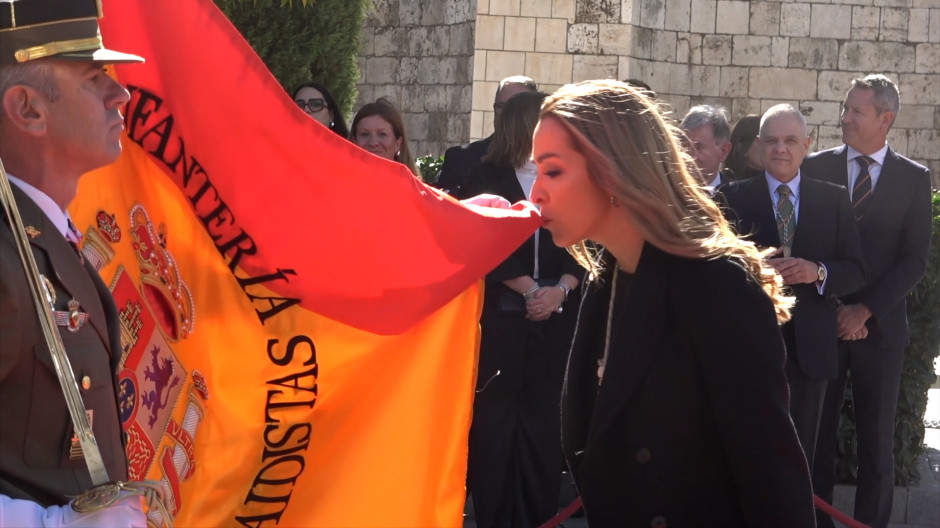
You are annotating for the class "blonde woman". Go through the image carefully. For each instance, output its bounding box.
[530,80,814,526]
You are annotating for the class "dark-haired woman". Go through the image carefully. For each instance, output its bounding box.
[293,81,349,138]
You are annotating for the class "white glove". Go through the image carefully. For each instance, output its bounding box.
[1,493,147,528]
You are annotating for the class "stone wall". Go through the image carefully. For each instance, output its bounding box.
[357,0,476,157]
[358,0,939,183]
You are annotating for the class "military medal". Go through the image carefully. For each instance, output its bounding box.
[24,225,40,238]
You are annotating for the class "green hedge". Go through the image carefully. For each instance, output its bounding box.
[836,189,940,486]
[213,0,367,119]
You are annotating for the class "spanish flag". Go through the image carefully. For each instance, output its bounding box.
[69,1,539,526]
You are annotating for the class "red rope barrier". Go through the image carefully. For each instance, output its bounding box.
[537,496,582,528]
[537,494,870,528]
[813,494,871,528]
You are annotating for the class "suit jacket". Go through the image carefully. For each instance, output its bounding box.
[436,135,492,198]
[562,245,815,527]
[720,175,866,379]
[802,145,932,348]
[0,185,127,506]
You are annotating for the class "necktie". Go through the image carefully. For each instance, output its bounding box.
[853,156,874,222]
[66,220,84,262]
[776,184,795,251]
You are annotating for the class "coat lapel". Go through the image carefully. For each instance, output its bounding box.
[12,186,112,355]
[583,244,671,452]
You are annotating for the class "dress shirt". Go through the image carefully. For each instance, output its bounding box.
[846,144,888,199]
[6,174,74,240]
[764,171,827,294]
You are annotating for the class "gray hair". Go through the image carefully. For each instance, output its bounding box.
[850,74,900,118]
[0,60,59,120]
[759,104,808,137]
[680,105,731,142]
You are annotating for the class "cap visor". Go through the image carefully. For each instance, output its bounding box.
[57,47,144,64]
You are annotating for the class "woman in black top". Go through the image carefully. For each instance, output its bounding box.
[529,80,815,527]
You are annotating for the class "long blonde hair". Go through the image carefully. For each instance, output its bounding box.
[541,80,793,323]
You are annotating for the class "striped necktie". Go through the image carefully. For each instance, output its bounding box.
[776,184,795,251]
[853,156,874,222]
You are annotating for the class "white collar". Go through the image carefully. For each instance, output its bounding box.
[6,174,72,239]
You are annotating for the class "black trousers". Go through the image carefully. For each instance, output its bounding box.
[813,340,904,528]
[467,312,568,528]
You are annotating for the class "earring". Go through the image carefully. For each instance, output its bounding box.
[610,196,616,206]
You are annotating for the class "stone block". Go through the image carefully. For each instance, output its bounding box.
[365,57,399,85]
[429,27,452,56]
[690,0,716,34]
[894,105,936,130]
[421,0,445,25]
[445,0,473,24]
[780,3,810,37]
[619,57,654,87]
[521,0,554,18]
[750,2,780,36]
[873,0,912,7]
[880,7,910,41]
[568,23,600,53]
[702,35,732,65]
[490,0,520,16]
[916,43,940,73]
[485,51,527,81]
[690,96,732,112]
[814,125,844,152]
[932,10,940,43]
[760,99,799,115]
[840,42,916,73]
[716,1,750,35]
[634,27,654,59]
[399,57,420,84]
[472,81,497,111]
[733,98,762,118]
[851,6,881,41]
[554,0,576,21]
[599,23,634,56]
[449,85,472,113]
[355,85,374,109]
[373,27,408,58]
[900,73,940,106]
[398,0,420,25]
[537,18,569,53]
[811,5,852,40]
[573,55,619,81]
[818,71,857,101]
[423,85,450,112]
[644,60,673,93]
[476,15,506,50]
[425,112,449,144]
[671,63,720,95]
[451,23,474,56]
[405,111,428,141]
[732,35,772,66]
[438,57,462,85]
[638,0,666,29]
[578,0,621,23]
[652,30,679,62]
[749,67,817,99]
[525,53,574,85]
[789,38,839,69]
[887,129,909,158]
[720,66,749,98]
[799,101,841,126]
[445,111,470,143]
[481,111,496,137]
[505,17,537,51]
[399,85,425,113]
[478,0,490,15]
[473,51,487,81]
[909,9,930,42]
[407,27,434,56]
[665,0,692,32]
[771,36,788,67]
[621,0,636,24]
[366,0,394,28]
[660,94,690,119]
[372,84,403,107]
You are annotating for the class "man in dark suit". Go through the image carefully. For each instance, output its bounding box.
[805,74,933,528]
[721,104,865,473]
[0,1,148,524]
[437,75,537,197]
[680,104,732,193]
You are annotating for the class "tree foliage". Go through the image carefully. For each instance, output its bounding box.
[214,0,367,119]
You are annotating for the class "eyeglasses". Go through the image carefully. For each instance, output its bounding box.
[296,98,326,113]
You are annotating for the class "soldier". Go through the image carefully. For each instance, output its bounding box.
[0,0,151,525]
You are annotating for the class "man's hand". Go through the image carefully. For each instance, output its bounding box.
[766,257,818,285]
[837,303,873,340]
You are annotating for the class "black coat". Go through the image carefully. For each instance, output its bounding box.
[436,135,492,197]
[562,244,815,527]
